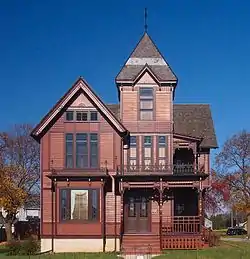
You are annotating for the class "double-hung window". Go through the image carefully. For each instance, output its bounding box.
[128,136,137,171]
[65,133,99,169]
[139,88,154,120]
[65,133,73,168]
[143,136,152,170]
[158,136,167,170]
[76,133,88,168]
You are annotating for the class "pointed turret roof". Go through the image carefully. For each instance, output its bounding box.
[116,33,177,83]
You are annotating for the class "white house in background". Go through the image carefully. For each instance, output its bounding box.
[0,195,40,224]
[205,218,213,229]
[17,195,40,221]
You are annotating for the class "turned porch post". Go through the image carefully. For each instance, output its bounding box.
[198,177,203,232]
[159,178,163,250]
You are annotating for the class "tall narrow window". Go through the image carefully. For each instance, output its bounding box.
[129,136,137,171]
[66,111,74,121]
[60,189,69,220]
[139,88,153,120]
[76,133,88,168]
[90,133,98,168]
[158,136,167,170]
[143,136,152,170]
[66,133,73,168]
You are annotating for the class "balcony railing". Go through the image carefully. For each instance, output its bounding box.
[116,164,198,175]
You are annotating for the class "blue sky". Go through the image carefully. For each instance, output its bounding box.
[0,0,249,160]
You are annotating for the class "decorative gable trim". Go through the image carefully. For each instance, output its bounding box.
[31,77,130,147]
[133,65,160,85]
[173,133,203,143]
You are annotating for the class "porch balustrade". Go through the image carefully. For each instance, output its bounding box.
[116,164,198,175]
[162,216,201,234]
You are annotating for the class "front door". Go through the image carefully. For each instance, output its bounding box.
[124,193,151,233]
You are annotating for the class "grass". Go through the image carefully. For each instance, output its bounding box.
[0,241,250,258]
[158,242,250,259]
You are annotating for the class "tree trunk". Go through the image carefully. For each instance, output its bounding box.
[247,214,250,238]
[4,222,13,242]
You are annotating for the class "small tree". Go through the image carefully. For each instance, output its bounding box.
[0,124,39,241]
[215,130,250,234]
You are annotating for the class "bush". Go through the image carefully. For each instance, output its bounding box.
[7,238,40,256]
[21,238,40,255]
[7,240,22,256]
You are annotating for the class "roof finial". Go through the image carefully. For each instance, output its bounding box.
[144,7,148,33]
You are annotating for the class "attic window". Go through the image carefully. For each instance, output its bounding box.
[76,112,88,121]
[66,111,74,121]
[90,111,98,121]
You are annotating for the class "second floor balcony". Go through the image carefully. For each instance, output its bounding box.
[116,163,206,176]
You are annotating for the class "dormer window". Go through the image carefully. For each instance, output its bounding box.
[139,88,153,120]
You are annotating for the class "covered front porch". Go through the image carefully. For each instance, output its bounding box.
[117,176,206,252]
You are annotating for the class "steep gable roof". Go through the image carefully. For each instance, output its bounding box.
[106,103,218,148]
[116,33,177,83]
[31,78,129,143]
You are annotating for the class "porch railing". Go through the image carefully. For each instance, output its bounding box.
[117,164,198,175]
[162,216,201,234]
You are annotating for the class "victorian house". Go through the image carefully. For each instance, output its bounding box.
[31,32,217,254]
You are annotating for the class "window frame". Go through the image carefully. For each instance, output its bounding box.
[157,135,167,167]
[65,133,74,168]
[65,133,99,169]
[59,188,100,222]
[65,110,99,122]
[143,136,153,169]
[139,87,154,121]
[66,111,74,121]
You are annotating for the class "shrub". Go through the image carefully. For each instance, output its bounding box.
[20,238,40,255]
[7,240,22,256]
[7,238,40,256]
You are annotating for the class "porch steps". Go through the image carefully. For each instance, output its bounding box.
[121,234,161,255]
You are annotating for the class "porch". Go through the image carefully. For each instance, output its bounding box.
[119,186,205,252]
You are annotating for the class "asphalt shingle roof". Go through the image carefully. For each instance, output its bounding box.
[106,104,217,148]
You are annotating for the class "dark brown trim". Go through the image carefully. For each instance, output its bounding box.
[101,181,106,252]
[41,234,120,239]
[40,139,44,236]
[173,133,202,143]
[55,182,58,236]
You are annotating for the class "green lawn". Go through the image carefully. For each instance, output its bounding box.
[0,242,250,259]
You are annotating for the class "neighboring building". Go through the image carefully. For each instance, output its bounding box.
[17,196,40,222]
[31,32,217,253]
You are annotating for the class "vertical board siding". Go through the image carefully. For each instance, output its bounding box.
[50,132,64,169]
[121,91,138,121]
[100,133,114,169]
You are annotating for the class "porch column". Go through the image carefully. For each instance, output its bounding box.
[119,180,124,252]
[198,178,203,232]
[159,178,163,250]
[101,179,106,252]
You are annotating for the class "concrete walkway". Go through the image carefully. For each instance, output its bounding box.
[221,237,250,242]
